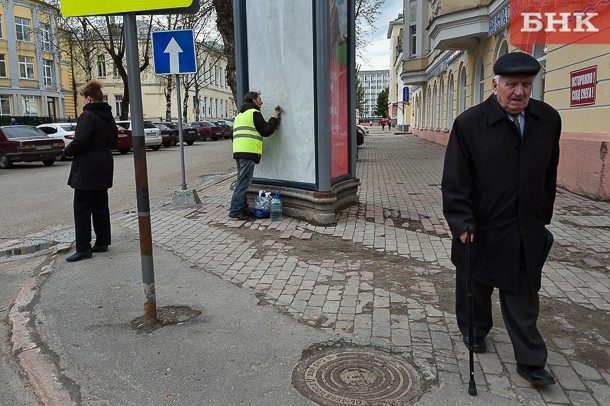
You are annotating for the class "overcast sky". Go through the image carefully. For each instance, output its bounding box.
[356,0,403,71]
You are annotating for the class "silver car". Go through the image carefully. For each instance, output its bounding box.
[115,120,163,150]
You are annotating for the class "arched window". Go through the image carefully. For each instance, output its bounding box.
[475,58,485,104]
[427,88,432,127]
[532,44,547,101]
[497,41,508,59]
[431,83,438,128]
[440,79,445,129]
[459,67,467,114]
[447,72,454,126]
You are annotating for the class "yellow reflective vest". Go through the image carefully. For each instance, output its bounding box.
[233,109,263,155]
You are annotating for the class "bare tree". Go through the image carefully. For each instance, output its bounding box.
[355,0,386,57]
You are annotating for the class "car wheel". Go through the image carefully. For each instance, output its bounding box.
[119,149,129,155]
[212,136,219,141]
[163,142,171,148]
[0,154,13,169]
[186,141,194,146]
[224,135,231,139]
[151,145,161,151]
[42,159,55,166]
[172,139,178,146]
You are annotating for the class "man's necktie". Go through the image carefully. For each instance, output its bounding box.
[513,115,521,137]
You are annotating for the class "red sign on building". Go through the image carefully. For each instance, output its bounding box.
[570,66,597,107]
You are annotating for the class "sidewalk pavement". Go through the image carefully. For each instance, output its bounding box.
[11,128,610,405]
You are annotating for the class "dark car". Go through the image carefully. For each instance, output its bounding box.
[0,125,64,169]
[115,125,133,155]
[190,121,224,141]
[213,120,233,139]
[154,122,199,147]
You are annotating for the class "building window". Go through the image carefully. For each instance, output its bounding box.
[475,59,485,104]
[43,59,53,86]
[459,67,467,114]
[220,100,224,117]
[114,95,122,116]
[0,55,6,77]
[0,15,3,39]
[113,63,119,78]
[432,85,437,128]
[19,56,35,79]
[409,25,416,56]
[97,55,106,78]
[15,17,31,42]
[41,23,52,51]
[440,80,445,129]
[0,95,10,115]
[447,73,454,126]
[22,95,38,115]
[533,45,547,102]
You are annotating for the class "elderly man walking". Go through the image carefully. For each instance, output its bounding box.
[442,52,561,386]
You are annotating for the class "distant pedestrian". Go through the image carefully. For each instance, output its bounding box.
[10,117,18,125]
[64,80,118,262]
[442,52,561,386]
[381,118,387,130]
[229,91,280,221]
[387,117,392,130]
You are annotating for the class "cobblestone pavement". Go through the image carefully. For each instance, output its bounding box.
[120,129,610,405]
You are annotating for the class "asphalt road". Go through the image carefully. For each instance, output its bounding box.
[0,139,235,404]
[0,139,235,239]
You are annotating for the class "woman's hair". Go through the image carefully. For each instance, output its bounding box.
[79,80,104,103]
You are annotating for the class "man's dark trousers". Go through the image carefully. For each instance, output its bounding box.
[73,189,111,252]
[456,252,548,367]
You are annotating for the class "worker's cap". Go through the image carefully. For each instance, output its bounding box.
[493,52,541,76]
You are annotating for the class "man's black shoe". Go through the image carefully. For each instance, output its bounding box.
[92,245,108,252]
[517,365,556,386]
[66,250,93,262]
[229,213,249,221]
[463,336,487,353]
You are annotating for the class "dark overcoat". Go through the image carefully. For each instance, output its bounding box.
[65,103,118,191]
[441,95,561,293]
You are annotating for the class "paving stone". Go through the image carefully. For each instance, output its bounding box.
[586,380,610,405]
[566,390,599,406]
[549,365,587,391]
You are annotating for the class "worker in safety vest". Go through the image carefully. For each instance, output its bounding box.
[229,90,280,220]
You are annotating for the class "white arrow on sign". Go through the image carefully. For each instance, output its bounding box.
[164,37,183,74]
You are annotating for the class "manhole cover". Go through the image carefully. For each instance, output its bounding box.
[292,346,421,405]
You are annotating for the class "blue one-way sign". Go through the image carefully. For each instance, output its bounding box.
[152,30,196,75]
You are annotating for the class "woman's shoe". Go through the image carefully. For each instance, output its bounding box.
[66,250,93,262]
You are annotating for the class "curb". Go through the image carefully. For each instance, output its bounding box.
[8,258,75,406]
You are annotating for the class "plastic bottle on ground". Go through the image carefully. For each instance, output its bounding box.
[270,192,282,221]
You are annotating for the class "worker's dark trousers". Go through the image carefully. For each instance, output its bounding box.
[73,189,111,253]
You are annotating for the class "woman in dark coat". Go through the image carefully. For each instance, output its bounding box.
[64,80,118,262]
[441,52,561,386]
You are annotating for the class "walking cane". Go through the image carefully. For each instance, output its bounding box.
[466,225,477,396]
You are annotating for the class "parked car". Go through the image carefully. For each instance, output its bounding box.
[37,123,77,148]
[212,120,233,139]
[190,121,224,141]
[115,120,162,150]
[154,122,199,147]
[0,125,64,169]
[115,125,133,155]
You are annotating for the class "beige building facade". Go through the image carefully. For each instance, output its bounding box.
[74,41,235,123]
[401,0,610,200]
[0,0,71,121]
[387,13,411,131]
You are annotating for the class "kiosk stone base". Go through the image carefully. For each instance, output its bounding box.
[248,178,360,225]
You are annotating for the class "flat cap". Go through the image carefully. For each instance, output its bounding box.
[493,52,541,76]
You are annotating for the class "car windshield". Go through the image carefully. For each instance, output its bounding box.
[155,123,170,130]
[201,122,213,127]
[143,121,158,129]
[3,126,48,140]
[117,122,131,129]
[59,124,77,131]
[162,123,177,130]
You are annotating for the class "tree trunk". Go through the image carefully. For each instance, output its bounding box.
[165,76,173,121]
[212,0,237,103]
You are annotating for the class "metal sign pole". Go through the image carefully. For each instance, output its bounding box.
[176,74,187,190]
[124,13,157,322]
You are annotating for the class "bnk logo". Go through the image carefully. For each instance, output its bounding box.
[510,0,610,46]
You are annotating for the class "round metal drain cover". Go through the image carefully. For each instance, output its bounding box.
[292,347,421,405]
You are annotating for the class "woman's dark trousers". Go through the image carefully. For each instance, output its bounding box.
[73,189,111,252]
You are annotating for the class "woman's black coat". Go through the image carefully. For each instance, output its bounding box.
[65,103,118,191]
[442,95,561,293]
